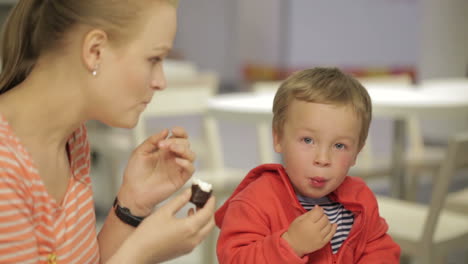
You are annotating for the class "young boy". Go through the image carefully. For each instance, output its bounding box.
[215,68,400,263]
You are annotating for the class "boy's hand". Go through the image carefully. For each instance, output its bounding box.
[281,205,337,257]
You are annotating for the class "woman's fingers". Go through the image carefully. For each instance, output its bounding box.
[187,196,216,230]
[138,129,170,153]
[174,158,195,176]
[187,207,195,216]
[161,188,192,215]
[169,126,189,139]
[195,215,216,242]
[169,143,196,162]
[158,139,196,164]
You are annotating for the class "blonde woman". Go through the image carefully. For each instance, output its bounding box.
[0,0,215,263]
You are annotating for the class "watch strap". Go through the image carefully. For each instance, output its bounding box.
[113,197,145,227]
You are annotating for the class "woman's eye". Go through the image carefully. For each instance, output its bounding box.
[335,143,345,150]
[149,57,162,64]
[303,137,314,144]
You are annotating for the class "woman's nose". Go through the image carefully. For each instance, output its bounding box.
[149,65,167,91]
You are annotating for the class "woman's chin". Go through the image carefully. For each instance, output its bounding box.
[105,116,139,129]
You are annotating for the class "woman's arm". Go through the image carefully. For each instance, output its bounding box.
[97,127,206,262]
[105,189,215,264]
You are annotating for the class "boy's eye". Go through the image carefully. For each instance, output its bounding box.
[335,143,345,150]
[303,137,314,144]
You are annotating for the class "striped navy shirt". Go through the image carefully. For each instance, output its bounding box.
[297,194,354,254]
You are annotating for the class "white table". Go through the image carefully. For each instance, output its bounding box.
[207,82,468,198]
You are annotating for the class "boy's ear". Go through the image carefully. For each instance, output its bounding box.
[351,142,366,166]
[82,29,108,73]
[272,129,282,153]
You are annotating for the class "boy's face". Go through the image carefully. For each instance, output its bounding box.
[273,100,362,198]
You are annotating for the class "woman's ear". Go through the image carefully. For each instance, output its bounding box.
[82,29,108,75]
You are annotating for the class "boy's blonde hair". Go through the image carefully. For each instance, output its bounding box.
[272,67,372,149]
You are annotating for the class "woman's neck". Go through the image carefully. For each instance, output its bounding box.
[0,65,86,153]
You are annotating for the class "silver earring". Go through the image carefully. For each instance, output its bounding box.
[92,65,99,76]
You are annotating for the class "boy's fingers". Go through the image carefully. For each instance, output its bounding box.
[316,213,330,229]
[320,221,333,237]
[323,223,338,242]
[308,205,324,222]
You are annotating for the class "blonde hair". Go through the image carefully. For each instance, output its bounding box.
[0,0,176,94]
[272,67,372,149]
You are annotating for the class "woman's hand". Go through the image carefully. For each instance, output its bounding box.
[109,188,216,264]
[119,127,196,216]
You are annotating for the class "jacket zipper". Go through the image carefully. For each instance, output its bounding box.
[333,201,364,263]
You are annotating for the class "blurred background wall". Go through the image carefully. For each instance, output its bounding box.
[173,0,468,143]
[173,0,467,87]
[0,0,466,87]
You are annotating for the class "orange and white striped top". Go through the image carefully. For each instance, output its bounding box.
[0,115,100,263]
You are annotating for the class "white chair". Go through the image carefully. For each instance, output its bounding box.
[377,131,468,264]
[358,76,447,200]
[357,73,413,86]
[446,188,468,214]
[250,81,283,164]
[135,72,247,264]
[405,78,468,201]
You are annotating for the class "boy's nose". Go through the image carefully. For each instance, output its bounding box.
[313,149,331,167]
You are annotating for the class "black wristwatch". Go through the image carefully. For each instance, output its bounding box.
[113,197,145,227]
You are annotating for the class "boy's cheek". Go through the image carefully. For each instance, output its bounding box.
[338,154,357,168]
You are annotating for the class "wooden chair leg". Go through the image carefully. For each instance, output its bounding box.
[400,255,412,264]
[202,231,216,264]
[405,166,420,201]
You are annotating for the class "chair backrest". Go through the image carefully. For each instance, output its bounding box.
[251,81,282,164]
[356,73,413,86]
[422,131,468,242]
[251,81,283,93]
[358,78,427,177]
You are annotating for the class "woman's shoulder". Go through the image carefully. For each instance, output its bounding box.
[0,116,35,177]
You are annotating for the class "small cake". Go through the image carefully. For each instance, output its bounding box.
[190,178,213,208]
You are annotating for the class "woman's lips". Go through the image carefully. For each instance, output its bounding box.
[309,177,327,188]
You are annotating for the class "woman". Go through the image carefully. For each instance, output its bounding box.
[0,0,215,263]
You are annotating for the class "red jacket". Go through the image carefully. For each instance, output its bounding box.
[215,164,400,264]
